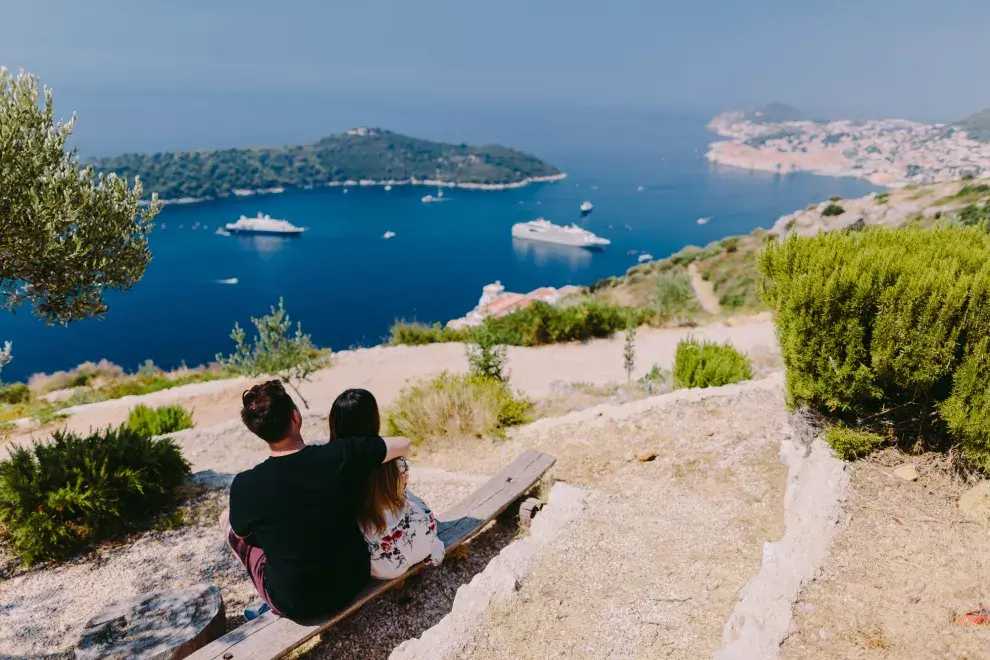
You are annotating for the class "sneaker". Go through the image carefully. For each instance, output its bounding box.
[244,602,271,621]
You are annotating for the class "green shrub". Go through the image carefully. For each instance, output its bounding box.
[829,195,843,202]
[673,338,754,389]
[217,298,330,408]
[385,372,530,444]
[126,404,194,436]
[388,321,468,346]
[825,425,886,460]
[389,301,646,349]
[483,300,647,347]
[653,270,695,323]
[0,383,31,404]
[821,203,845,217]
[760,225,990,465]
[466,324,508,382]
[0,426,191,564]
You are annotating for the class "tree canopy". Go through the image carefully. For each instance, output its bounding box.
[0,69,160,372]
[92,128,561,201]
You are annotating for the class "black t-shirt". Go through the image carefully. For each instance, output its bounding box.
[228,436,386,620]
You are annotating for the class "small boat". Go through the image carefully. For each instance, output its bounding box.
[343,188,349,194]
[579,200,594,214]
[217,278,239,285]
[422,186,445,203]
[637,185,645,192]
[384,184,392,192]
[697,216,712,225]
[383,231,396,239]
[591,185,599,191]
[215,228,231,237]
[638,254,654,263]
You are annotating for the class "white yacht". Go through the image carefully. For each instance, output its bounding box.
[215,228,231,237]
[384,184,392,192]
[224,213,306,236]
[638,253,653,263]
[697,216,712,225]
[383,231,396,239]
[422,187,445,203]
[511,218,609,250]
[579,200,594,213]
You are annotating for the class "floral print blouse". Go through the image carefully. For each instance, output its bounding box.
[362,458,445,579]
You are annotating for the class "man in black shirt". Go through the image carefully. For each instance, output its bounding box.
[222,379,411,621]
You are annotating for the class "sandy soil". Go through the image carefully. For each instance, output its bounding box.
[779,449,990,660]
[2,319,775,449]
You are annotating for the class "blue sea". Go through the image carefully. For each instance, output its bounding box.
[0,109,878,381]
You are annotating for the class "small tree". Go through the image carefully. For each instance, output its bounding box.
[216,299,330,408]
[623,322,637,382]
[653,270,694,324]
[466,323,508,382]
[0,69,160,370]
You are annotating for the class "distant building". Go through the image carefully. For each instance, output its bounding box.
[446,280,583,329]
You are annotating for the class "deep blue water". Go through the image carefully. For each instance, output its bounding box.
[0,110,878,381]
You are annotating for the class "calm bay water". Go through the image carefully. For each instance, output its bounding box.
[0,111,878,381]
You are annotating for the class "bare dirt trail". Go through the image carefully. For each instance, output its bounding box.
[688,263,722,315]
[3,318,775,448]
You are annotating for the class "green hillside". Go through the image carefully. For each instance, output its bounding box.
[92,128,562,200]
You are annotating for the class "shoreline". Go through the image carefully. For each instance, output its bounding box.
[154,172,568,206]
[704,141,899,188]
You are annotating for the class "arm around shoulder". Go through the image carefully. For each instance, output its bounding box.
[382,435,412,463]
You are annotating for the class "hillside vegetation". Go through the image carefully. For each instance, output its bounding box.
[761,224,990,466]
[92,129,562,200]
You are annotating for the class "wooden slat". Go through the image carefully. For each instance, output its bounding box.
[188,450,555,660]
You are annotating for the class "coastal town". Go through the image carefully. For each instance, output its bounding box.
[707,108,990,187]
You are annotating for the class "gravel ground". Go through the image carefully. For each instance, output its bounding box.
[0,468,487,658]
[412,376,790,659]
[779,449,990,660]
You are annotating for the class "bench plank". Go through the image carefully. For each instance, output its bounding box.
[188,450,555,660]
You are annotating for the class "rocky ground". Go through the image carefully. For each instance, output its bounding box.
[771,179,988,237]
[780,450,990,660]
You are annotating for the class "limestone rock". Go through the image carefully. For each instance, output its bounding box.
[958,481,990,526]
[893,464,919,482]
[75,584,225,660]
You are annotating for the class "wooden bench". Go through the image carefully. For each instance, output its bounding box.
[187,449,556,660]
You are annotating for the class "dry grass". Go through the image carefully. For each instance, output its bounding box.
[780,448,990,659]
[385,372,530,445]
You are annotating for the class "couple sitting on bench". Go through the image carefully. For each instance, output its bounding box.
[221,380,445,621]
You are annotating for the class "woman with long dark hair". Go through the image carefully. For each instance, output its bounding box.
[329,388,444,579]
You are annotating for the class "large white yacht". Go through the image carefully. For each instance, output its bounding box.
[224,213,306,236]
[511,218,610,250]
[579,200,594,214]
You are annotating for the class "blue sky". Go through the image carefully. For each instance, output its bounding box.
[3,0,990,152]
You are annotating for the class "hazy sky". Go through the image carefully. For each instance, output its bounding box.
[3,0,989,151]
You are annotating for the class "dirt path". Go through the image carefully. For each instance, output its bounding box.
[688,263,722,315]
[405,376,789,659]
[4,318,775,448]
